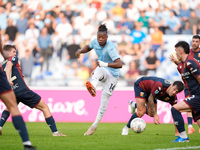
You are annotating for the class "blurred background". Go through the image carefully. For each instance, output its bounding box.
[0,0,198,87]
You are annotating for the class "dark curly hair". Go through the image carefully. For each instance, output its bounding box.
[98,24,108,34]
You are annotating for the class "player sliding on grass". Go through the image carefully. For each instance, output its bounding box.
[0,45,66,137]
[75,24,122,135]
[170,35,200,134]
[0,41,36,149]
[122,76,184,137]
[169,41,200,142]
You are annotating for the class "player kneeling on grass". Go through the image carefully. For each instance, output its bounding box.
[122,76,184,138]
[0,45,66,137]
[75,24,122,136]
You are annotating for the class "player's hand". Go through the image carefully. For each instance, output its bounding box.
[169,54,180,65]
[98,60,108,67]
[153,114,160,125]
[75,50,81,58]
[8,80,13,87]
[169,54,176,63]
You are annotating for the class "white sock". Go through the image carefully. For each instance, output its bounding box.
[53,131,58,134]
[0,126,2,130]
[179,131,188,139]
[92,91,110,128]
[188,125,193,128]
[131,102,136,108]
[23,141,32,146]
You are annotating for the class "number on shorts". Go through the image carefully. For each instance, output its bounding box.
[109,83,116,92]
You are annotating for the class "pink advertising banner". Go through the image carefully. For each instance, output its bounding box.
[0,88,190,123]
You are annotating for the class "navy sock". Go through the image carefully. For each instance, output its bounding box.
[45,116,57,132]
[187,117,193,126]
[127,113,139,128]
[171,107,185,133]
[134,103,137,108]
[145,106,148,114]
[12,116,29,142]
[0,110,10,127]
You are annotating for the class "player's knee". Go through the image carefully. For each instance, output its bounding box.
[171,107,179,115]
[136,109,145,118]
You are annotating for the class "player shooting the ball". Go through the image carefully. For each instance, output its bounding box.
[75,24,122,135]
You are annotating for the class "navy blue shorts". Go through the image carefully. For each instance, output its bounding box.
[184,94,200,122]
[0,69,12,95]
[134,81,157,103]
[16,90,41,108]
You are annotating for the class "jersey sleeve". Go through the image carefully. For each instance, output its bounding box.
[8,56,18,66]
[108,47,120,62]
[186,59,200,78]
[89,39,96,49]
[151,82,162,97]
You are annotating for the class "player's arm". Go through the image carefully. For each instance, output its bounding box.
[75,45,92,58]
[0,34,6,59]
[169,54,180,65]
[98,58,123,68]
[5,61,14,86]
[149,82,162,125]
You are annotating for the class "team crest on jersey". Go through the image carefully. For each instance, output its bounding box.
[154,90,159,94]
[198,53,200,57]
[140,92,144,97]
[12,57,16,61]
[164,97,169,101]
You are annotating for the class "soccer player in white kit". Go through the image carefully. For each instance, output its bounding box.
[75,24,123,135]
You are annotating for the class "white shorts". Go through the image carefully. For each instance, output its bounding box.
[94,67,118,96]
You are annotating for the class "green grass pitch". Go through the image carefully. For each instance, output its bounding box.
[0,122,199,150]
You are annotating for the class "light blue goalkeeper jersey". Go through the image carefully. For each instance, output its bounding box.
[89,38,120,78]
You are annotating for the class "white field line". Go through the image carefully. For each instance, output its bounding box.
[154,146,200,150]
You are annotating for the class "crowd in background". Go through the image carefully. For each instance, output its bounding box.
[0,0,199,86]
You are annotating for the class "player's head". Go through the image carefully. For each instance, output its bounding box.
[174,41,190,61]
[168,81,184,97]
[192,35,200,50]
[3,44,17,58]
[97,24,108,47]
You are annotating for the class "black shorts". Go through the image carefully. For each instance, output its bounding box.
[16,90,41,108]
[184,94,200,122]
[0,70,12,95]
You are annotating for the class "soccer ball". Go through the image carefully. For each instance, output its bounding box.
[130,118,146,133]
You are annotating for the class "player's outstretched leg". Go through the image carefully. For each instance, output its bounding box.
[35,99,66,137]
[171,107,189,142]
[84,91,110,136]
[85,67,105,97]
[187,112,195,134]
[0,109,10,135]
[0,91,36,149]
